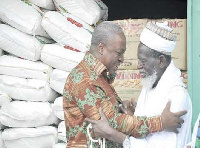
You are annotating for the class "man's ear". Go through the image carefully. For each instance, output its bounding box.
[158,55,167,68]
[98,43,105,55]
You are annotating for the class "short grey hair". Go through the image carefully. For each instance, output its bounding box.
[91,21,124,45]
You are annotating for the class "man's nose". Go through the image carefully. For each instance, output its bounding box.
[137,60,143,69]
[119,55,124,63]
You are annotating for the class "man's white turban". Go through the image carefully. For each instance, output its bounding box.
[140,21,177,55]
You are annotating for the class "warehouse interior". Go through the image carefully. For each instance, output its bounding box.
[1,0,200,147]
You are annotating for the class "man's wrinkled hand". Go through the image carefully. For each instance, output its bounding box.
[161,101,187,133]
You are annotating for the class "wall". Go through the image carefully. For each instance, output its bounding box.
[188,0,200,127]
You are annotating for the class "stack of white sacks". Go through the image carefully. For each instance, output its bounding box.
[0,0,108,147]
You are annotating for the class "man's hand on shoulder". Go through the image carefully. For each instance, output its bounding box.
[161,101,187,133]
[85,108,126,144]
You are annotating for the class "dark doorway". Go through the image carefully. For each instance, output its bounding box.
[103,0,187,20]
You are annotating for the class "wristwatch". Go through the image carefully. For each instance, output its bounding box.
[123,135,131,148]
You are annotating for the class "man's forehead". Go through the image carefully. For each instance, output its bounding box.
[138,43,152,53]
[138,47,152,59]
[108,33,125,44]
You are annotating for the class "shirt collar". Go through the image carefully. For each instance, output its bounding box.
[83,51,107,76]
[83,51,116,83]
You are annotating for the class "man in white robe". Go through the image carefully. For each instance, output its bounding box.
[130,52,192,147]
[129,21,192,148]
[85,21,192,148]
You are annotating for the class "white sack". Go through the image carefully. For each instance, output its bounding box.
[29,0,55,10]
[53,0,108,25]
[52,96,64,120]
[58,121,67,142]
[0,91,11,108]
[0,49,4,56]
[0,24,42,61]
[0,123,5,130]
[0,122,6,130]
[0,101,59,127]
[2,126,58,148]
[0,0,49,37]
[50,69,69,94]
[53,143,66,148]
[0,75,59,102]
[0,131,5,148]
[41,44,84,71]
[0,55,53,81]
[35,35,55,44]
[42,11,93,52]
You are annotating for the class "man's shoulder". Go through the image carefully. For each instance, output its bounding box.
[169,85,189,96]
[67,61,100,88]
[168,85,191,109]
[64,63,93,96]
[68,61,90,78]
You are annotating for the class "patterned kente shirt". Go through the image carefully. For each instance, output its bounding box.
[63,51,162,148]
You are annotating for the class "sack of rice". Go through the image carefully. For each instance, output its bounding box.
[58,121,67,142]
[0,131,5,148]
[28,0,55,10]
[53,0,108,25]
[0,49,4,56]
[0,101,59,127]
[0,55,53,81]
[52,96,64,120]
[50,69,69,94]
[0,0,49,37]
[35,35,55,44]
[0,91,9,129]
[0,75,59,102]
[42,11,93,52]
[0,91,11,108]
[0,24,42,61]
[2,126,58,148]
[0,122,6,130]
[41,44,84,71]
[53,143,66,148]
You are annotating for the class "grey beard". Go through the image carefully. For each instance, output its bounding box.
[141,71,157,90]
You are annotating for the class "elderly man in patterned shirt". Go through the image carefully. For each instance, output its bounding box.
[63,21,187,148]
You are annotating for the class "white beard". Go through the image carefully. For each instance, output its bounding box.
[141,70,157,90]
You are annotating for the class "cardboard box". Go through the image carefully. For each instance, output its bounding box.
[165,19,187,70]
[112,70,142,101]
[113,19,187,70]
[112,70,188,102]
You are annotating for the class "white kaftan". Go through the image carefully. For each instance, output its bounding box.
[129,61,192,148]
